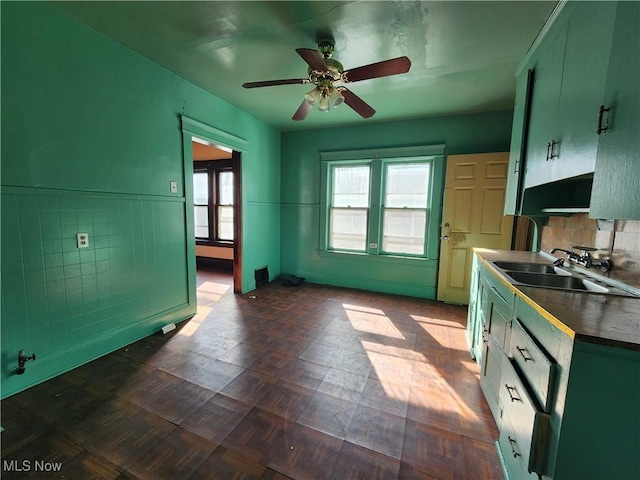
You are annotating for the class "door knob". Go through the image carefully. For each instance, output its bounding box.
[442,235,450,241]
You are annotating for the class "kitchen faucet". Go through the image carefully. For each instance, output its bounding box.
[549,246,612,272]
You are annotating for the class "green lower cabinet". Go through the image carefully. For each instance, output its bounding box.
[472,255,640,479]
[478,269,516,430]
[498,356,551,479]
[552,342,640,479]
[466,253,482,359]
[480,334,504,429]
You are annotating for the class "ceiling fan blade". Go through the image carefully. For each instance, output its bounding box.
[343,56,411,83]
[339,88,376,119]
[292,100,312,121]
[296,48,327,71]
[243,78,308,88]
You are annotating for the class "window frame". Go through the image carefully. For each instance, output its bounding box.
[380,160,432,256]
[193,159,235,246]
[327,161,372,253]
[319,145,445,260]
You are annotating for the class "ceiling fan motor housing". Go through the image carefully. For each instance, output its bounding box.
[317,38,335,58]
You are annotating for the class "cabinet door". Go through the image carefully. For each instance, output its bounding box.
[590,1,640,219]
[505,69,534,215]
[480,334,503,428]
[466,254,484,359]
[524,24,567,188]
[554,1,616,181]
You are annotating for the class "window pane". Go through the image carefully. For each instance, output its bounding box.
[332,166,370,207]
[330,208,367,251]
[218,206,234,240]
[193,172,209,205]
[194,205,209,238]
[382,209,426,255]
[219,171,234,205]
[385,163,430,208]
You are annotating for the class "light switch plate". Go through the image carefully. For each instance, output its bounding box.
[77,233,89,249]
[170,181,178,193]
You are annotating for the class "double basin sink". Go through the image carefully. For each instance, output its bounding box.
[489,261,637,297]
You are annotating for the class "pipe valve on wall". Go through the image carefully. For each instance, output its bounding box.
[15,350,36,375]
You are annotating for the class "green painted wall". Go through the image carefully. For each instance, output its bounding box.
[280,111,513,298]
[1,2,280,397]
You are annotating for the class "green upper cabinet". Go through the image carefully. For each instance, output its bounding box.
[590,1,640,220]
[554,2,617,181]
[504,69,534,215]
[522,18,566,189]
[505,1,640,218]
[524,2,616,189]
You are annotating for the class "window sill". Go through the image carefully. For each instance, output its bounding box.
[317,249,435,266]
[196,240,234,248]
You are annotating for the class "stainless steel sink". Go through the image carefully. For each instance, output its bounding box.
[506,271,610,293]
[489,260,638,297]
[492,261,558,274]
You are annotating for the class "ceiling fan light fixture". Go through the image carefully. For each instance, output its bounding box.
[304,87,321,106]
[328,88,344,108]
[317,93,331,112]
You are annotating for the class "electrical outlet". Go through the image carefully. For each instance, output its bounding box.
[77,233,89,249]
[170,181,178,193]
[369,243,378,249]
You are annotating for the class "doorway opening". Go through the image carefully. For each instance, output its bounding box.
[191,137,242,294]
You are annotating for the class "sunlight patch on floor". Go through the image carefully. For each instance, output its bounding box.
[192,304,214,322]
[176,320,201,337]
[341,303,386,315]
[199,281,231,295]
[410,314,465,329]
[417,322,466,351]
[350,308,481,423]
[344,304,405,339]
[361,340,425,362]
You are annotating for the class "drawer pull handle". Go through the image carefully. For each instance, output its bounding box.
[508,436,521,458]
[516,346,533,362]
[505,384,521,403]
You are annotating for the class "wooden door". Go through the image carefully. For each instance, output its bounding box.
[437,153,513,304]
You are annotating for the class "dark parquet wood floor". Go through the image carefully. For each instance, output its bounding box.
[1,269,503,479]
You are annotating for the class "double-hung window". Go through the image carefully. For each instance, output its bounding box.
[193,160,234,244]
[321,145,444,259]
[381,162,430,255]
[329,164,370,251]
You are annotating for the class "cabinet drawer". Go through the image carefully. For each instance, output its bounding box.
[510,318,557,412]
[498,417,539,480]
[481,267,515,309]
[515,297,561,360]
[499,357,551,476]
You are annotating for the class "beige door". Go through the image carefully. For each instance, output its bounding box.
[437,153,513,304]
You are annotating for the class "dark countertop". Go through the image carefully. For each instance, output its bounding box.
[475,249,640,351]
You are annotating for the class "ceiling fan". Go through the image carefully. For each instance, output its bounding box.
[242,38,411,121]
